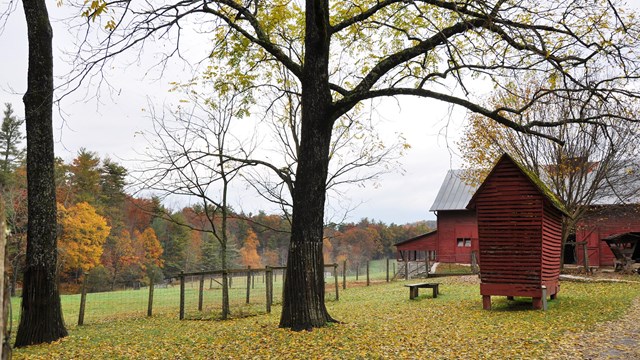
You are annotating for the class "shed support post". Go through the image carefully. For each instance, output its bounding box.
[482,295,491,310]
[532,297,542,310]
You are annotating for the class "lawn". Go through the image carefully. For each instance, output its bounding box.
[12,276,640,359]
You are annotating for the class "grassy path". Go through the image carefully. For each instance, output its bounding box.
[552,297,640,359]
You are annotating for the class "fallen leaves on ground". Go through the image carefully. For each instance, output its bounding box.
[13,276,640,359]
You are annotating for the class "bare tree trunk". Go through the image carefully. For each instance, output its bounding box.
[279,0,336,330]
[15,0,67,346]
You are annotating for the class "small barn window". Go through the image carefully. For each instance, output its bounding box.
[457,238,471,247]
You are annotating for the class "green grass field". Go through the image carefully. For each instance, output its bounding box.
[8,261,473,327]
[12,275,640,359]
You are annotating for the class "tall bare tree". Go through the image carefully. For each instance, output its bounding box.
[136,93,253,319]
[70,0,640,330]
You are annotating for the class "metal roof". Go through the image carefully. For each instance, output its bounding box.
[429,170,479,211]
[429,160,640,213]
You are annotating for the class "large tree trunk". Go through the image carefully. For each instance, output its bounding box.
[279,0,336,330]
[15,0,68,347]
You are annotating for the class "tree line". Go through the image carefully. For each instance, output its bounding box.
[1,103,431,293]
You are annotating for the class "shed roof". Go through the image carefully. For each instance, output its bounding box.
[394,230,438,247]
[467,153,570,216]
[429,170,478,211]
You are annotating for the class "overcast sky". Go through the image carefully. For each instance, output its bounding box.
[6,2,635,225]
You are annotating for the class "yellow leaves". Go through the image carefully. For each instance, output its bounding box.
[58,202,110,273]
[11,277,640,359]
[105,19,116,31]
[81,0,108,22]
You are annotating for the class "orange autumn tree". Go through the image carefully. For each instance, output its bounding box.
[134,227,164,272]
[101,229,136,290]
[57,202,110,279]
[239,229,262,268]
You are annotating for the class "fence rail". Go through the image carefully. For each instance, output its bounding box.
[9,258,475,327]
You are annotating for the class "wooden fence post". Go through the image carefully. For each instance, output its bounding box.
[471,250,479,274]
[356,263,359,281]
[78,276,87,326]
[366,261,370,286]
[246,266,251,304]
[147,276,154,317]
[405,255,409,280]
[342,260,347,290]
[425,252,430,278]
[386,258,390,282]
[265,267,272,313]
[582,242,590,272]
[179,271,185,320]
[198,274,205,311]
[333,263,339,301]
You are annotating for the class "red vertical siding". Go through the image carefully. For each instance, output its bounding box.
[436,210,477,263]
[576,205,640,266]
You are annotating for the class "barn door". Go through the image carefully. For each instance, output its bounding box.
[587,247,599,268]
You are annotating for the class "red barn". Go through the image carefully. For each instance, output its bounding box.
[395,170,478,263]
[395,160,639,270]
[467,154,568,310]
[575,204,640,267]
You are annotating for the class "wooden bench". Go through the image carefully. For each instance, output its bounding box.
[405,283,440,299]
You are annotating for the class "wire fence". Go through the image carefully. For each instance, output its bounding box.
[9,257,474,327]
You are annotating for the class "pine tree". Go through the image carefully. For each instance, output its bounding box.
[0,103,25,187]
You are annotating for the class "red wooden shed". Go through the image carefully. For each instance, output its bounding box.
[467,154,568,310]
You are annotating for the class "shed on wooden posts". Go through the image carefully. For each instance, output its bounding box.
[467,153,569,310]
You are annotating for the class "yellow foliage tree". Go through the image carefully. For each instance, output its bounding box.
[58,202,110,275]
[239,229,262,268]
[322,237,333,263]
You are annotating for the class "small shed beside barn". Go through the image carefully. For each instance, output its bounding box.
[467,154,568,310]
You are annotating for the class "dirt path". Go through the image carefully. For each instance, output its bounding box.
[553,297,640,359]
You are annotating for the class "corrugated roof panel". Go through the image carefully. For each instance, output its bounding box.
[429,170,479,211]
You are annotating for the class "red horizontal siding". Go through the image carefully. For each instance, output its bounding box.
[474,157,563,300]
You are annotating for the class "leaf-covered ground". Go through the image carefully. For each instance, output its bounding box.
[13,276,640,359]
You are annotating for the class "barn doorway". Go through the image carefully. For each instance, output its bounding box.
[564,234,577,264]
